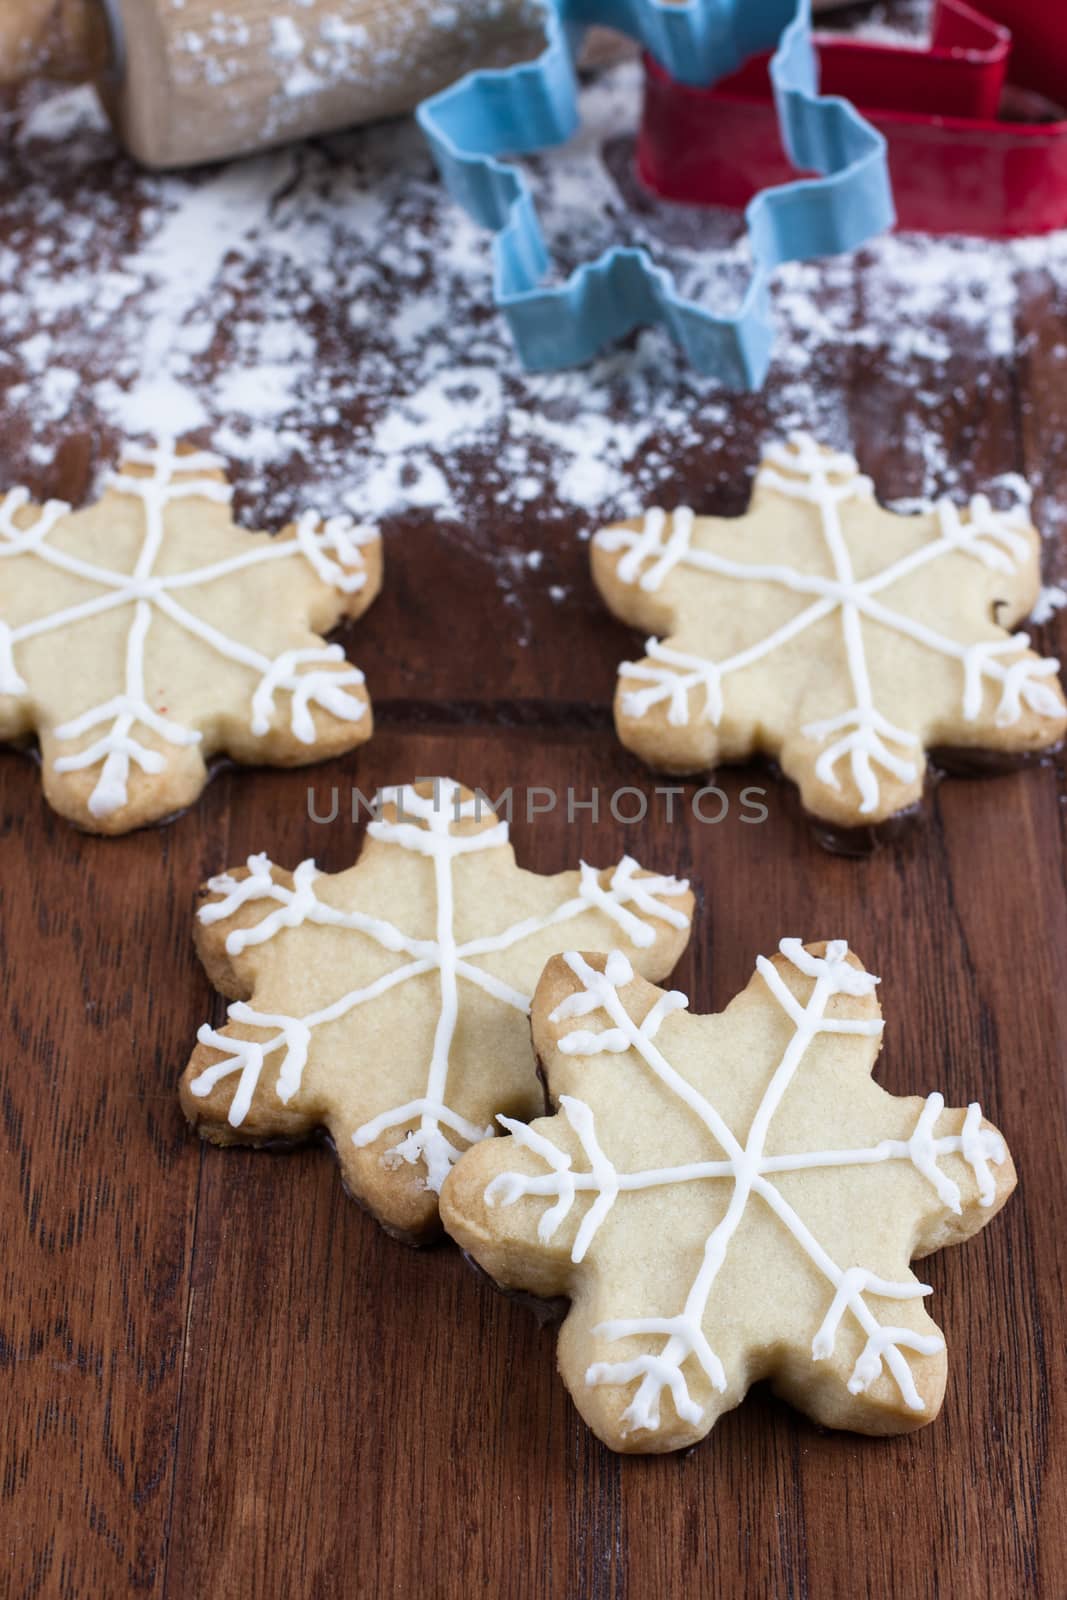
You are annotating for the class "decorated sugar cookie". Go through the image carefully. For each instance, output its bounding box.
[441,941,1015,1453]
[0,441,382,832]
[181,778,693,1242]
[592,434,1066,839]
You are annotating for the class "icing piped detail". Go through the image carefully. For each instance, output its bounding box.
[0,441,377,818]
[599,433,1063,815]
[486,940,1007,1432]
[190,780,691,1193]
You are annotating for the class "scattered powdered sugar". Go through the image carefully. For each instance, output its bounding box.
[1032,586,1067,625]
[173,0,544,148]
[837,0,929,48]
[1,51,1066,616]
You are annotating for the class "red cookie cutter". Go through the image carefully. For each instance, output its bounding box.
[975,0,1067,109]
[637,0,1067,237]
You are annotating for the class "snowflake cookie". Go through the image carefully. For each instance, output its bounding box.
[592,434,1066,837]
[0,441,382,832]
[441,940,1016,1452]
[180,778,693,1241]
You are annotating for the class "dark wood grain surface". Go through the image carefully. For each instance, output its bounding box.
[3,64,1067,1600]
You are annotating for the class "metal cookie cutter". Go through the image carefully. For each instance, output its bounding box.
[416,0,893,388]
[639,0,1067,238]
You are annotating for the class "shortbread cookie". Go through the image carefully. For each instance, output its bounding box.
[0,441,382,832]
[181,778,693,1241]
[441,940,1015,1453]
[592,434,1066,834]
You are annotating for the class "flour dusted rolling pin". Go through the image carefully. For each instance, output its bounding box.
[0,0,542,168]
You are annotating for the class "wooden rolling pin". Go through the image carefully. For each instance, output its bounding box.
[1,0,864,170]
[0,0,543,168]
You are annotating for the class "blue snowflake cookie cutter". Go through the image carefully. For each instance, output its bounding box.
[416,0,894,387]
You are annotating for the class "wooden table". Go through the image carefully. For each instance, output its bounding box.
[3,70,1067,1600]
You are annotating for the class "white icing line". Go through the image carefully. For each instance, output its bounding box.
[487,939,1006,1433]
[602,433,1063,813]
[0,441,378,816]
[190,780,692,1194]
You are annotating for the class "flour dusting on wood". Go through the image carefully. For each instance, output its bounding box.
[1,57,1066,616]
